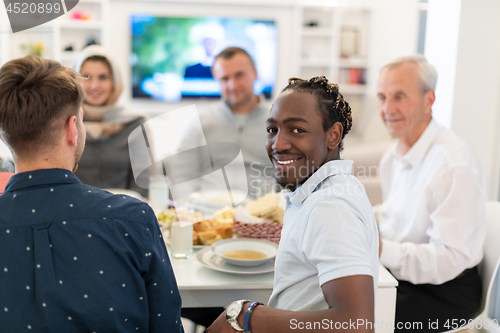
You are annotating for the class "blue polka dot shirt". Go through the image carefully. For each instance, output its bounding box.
[0,169,184,333]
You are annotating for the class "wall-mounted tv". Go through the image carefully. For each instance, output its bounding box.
[130,15,278,102]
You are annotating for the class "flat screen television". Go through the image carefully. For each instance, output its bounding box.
[130,15,278,102]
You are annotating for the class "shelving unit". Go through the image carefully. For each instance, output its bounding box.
[0,0,109,68]
[294,3,372,115]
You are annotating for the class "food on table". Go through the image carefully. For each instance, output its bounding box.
[244,194,284,223]
[197,229,223,245]
[223,249,267,260]
[157,207,235,246]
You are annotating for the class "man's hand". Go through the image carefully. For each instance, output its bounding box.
[206,310,236,333]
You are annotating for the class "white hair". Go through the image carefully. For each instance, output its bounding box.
[381,54,438,95]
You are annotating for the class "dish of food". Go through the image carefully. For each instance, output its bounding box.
[196,247,275,275]
[210,238,278,267]
[158,207,235,247]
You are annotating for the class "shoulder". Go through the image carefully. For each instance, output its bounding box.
[307,175,373,222]
[73,184,155,226]
[428,126,480,169]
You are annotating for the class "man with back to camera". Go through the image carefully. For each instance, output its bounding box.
[0,56,183,332]
[167,46,275,202]
[374,55,488,332]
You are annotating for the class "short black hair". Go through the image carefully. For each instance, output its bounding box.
[282,76,352,152]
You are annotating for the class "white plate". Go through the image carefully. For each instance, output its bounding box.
[210,238,278,267]
[189,190,248,211]
[104,188,147,201]
[196,247,275,275]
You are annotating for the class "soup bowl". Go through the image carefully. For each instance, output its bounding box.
[210,238,278,267]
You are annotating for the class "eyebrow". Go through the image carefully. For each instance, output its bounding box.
[266,117,309,124]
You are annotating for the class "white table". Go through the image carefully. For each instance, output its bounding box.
[171,249,398,333]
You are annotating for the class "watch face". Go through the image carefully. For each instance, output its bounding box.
[226,302,239,317]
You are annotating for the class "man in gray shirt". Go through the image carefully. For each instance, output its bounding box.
[167,47,274,203]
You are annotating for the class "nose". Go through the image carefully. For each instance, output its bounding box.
[380,98,397,116]
[270,130,292,152]
[226,78,235,91]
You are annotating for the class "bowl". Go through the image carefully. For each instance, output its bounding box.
[210,238,278,267]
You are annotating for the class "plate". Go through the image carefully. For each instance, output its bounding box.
[104,188,147,201]
[189,190,248,213]
[196,247,275,274]
[211,238,278,267]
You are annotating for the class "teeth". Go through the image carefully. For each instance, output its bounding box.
[276,159,298,165]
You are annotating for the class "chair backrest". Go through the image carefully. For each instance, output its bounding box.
[0,172,14,194]
[479,201,500,316]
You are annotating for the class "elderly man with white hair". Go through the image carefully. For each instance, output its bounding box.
[374,55,488,332]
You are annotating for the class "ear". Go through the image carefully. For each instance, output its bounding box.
[66,115,78,148]
[327,122,343,150]
[424,89,435,114]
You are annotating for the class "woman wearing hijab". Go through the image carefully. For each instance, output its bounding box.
[73,45,149,198]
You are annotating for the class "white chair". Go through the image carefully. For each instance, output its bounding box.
[474,201,500,332]
[450,201,500,333]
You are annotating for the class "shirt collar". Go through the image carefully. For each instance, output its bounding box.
[221,95,265,120]
[393,118,440,169]
[4,168,81,193]
[287,159,353,206]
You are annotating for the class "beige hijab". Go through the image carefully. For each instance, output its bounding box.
[73,45,142,139]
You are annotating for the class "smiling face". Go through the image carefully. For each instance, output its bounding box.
[266,90,341,191]
[80,60,114,106]
[211,53,257,111]
[377,62,434,151]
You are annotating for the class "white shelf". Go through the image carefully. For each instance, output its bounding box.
[338,58,368,68]
[338,84,367,94]
[59,20,103,30]
[296,5,371,102]
[301,27,332,37]
[301,59,332,67]
[0,0,108,66]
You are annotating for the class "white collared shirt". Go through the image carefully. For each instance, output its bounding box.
[268,160,379,311]
[375,119,488,285]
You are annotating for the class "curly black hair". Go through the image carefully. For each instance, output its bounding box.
[282,76,352,152]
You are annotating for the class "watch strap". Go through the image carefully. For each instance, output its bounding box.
[244,301,263,333]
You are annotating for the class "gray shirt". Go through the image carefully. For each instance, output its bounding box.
[166,99,275,200]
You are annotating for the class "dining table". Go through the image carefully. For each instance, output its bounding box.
[169,246,398,333]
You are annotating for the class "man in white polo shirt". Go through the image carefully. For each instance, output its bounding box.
[375,55,488,332]
[207,76,379,333]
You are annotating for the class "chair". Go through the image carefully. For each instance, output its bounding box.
[0,172,14,194]
[449,201,500,333]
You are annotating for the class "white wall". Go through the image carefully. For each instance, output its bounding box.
[425,0,500,199]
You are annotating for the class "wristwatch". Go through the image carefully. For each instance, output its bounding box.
[226,299,250,331]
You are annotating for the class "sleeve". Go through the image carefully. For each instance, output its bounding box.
[379,165,488,284]
[141,206,184,333]
[302,198,377,287]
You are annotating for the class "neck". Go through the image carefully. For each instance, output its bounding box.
[397,117,432,156]
[14,154,74,174]
[229,95,259,114]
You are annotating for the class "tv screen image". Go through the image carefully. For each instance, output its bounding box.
[130,15,278,102]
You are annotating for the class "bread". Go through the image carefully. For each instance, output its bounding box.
[197,230,223,245]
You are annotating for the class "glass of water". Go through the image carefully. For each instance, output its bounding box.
[169,208,193,259]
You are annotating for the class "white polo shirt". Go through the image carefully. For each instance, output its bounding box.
[268,160,379,311]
